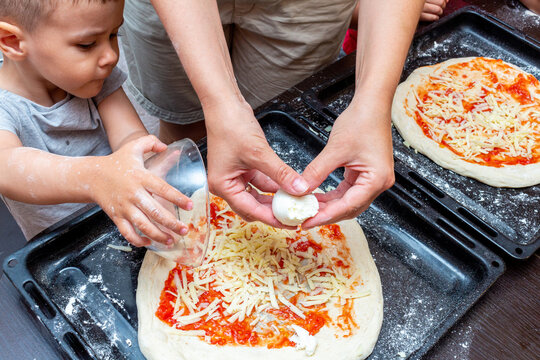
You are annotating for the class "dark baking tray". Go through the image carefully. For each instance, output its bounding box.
[3,110,503,359]
[300,7,540,259]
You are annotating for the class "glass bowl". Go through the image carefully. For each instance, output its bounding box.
[142,138,209,267]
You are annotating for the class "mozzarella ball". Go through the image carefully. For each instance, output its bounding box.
[272,189,319,226]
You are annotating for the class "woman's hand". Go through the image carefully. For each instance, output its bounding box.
[205,101,308,228]
[301,96,395,228]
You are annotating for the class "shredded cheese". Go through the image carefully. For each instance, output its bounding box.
[106,244,132,252]
[405,58,539,166]
[164,195,368,338]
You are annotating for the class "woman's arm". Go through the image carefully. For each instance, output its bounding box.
[302,0,425,228]
[149,0,308,228]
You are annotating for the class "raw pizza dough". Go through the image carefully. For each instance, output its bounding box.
[136,195,383,360]
[392,57,540,187]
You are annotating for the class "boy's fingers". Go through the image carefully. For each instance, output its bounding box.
[147,150,181,178]
[143,176,193,210]
[127,206,174,244]
[115,217,151,247]
[136,192,188,236]
[132,135,167,156]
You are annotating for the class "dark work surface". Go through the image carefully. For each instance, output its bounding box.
[1,1,539,359]
[1,253,537,360]
[0,201,26,278]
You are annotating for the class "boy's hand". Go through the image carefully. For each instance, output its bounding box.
[90,135,193,247]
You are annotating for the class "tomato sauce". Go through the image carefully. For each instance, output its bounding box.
[155,265,332,348]
[154,198,361,349]
[412,58,539,167]
[498,73,538,105]
[335,299,357,337]
[293,238,322,253]
[209,200,236,229]
[318,224,345,242]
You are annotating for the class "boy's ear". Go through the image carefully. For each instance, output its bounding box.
[0,21,26,60]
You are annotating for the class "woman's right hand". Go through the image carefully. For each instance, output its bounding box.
[90,135,193,247]
[204,100,308,228]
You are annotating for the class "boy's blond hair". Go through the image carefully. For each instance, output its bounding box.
[0,0,111,32]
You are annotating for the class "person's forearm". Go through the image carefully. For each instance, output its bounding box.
[0,147,101,204]
[354,0,424,105]
[150,0,244,111]
[99,88,149,151]
[520,0,540,14]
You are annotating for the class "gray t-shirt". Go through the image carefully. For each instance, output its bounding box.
[0,67,127,240]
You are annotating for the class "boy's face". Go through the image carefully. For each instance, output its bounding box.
[24,0,124,98]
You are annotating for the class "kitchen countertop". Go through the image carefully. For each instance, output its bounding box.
[1,1,538,359]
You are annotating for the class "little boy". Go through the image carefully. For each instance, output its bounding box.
[0,0,191,246]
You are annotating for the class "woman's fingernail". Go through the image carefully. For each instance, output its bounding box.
[180,227,188,236]
[186,201,193,211]
[292,178,309,193]
[167,238,173,245]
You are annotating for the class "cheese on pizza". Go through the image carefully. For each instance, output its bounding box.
[404,57,539,166]
[392,57,540,187]
[153,195,370,351]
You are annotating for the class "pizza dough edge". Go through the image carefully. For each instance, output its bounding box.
[136,216,383,360]
[391,57,540,188]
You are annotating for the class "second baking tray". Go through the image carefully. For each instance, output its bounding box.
[300,7,540,259]
[4,110,503,360]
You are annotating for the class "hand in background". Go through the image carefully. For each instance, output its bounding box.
[90,135,193,246]
[205,102,308,228]
[420,0,449,22]
[301,97,395,228]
